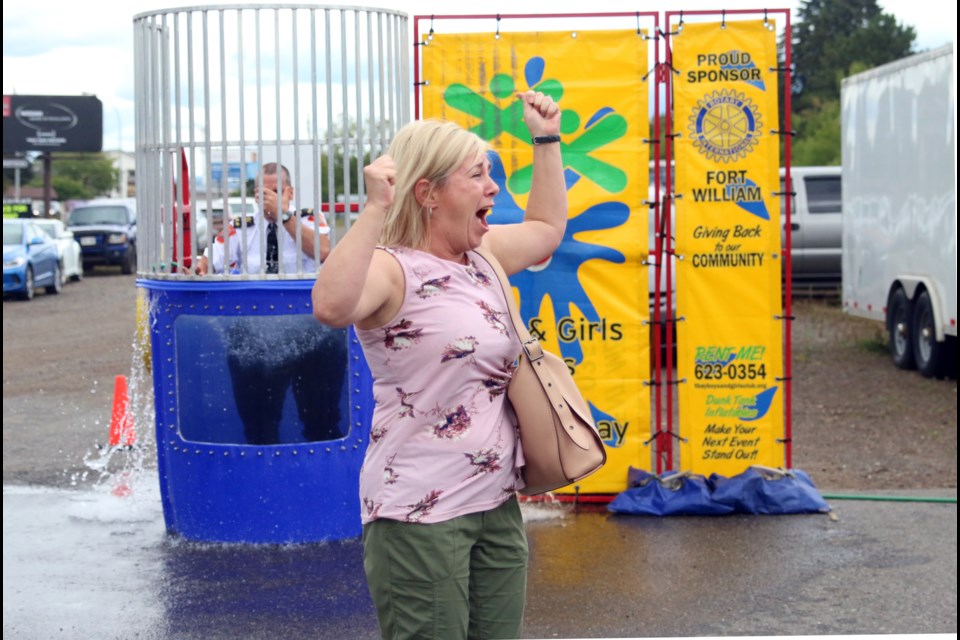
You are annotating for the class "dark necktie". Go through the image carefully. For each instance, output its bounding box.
[266,222,279,274]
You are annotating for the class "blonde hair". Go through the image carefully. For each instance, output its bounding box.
[380,120,489,249]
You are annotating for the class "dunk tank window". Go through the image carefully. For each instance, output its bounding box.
[174,314,349,445]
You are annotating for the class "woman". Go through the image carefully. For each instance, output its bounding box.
[313,91,565,639]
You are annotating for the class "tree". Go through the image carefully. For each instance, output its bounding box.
[784,0,915,164]
[319,147,367,202]
[790,99,842,166]
[317,116,389,202]
[790,0,915,114]
[27,153,120,201]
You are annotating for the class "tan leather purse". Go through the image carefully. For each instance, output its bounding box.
[474,247,607,496]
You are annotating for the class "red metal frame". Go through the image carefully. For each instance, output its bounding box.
[171,148,193,272]
[783,15,794,469]
[649,19,667,474]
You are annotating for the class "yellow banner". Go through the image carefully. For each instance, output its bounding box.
[672,21,785,475]
[422,31,651,492]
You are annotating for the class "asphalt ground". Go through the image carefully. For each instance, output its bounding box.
[3,481,956,639]
[3,273,956,639]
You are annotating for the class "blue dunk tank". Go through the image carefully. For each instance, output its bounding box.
[133,5,410,542]
[142,280,373,543]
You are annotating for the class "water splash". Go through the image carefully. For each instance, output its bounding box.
[519,493,571,522]
[79,288,157,496]
[61,474,163,524]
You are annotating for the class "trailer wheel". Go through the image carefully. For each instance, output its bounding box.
[888,288,914,370]
[912,289,945,378]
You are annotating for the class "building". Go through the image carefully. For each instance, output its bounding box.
[103,150,136,198]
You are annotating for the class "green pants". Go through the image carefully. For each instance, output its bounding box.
[362,496,528,640]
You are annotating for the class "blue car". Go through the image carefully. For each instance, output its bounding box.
[3,219,63,300]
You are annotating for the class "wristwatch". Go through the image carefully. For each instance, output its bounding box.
[532,135,562,145]
[280,210,295,223]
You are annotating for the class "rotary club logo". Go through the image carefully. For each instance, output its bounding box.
[688,89,762,163]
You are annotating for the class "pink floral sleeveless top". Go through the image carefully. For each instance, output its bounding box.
[355,247,522,524]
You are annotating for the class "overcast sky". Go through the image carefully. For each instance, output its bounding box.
[3,0,955,152]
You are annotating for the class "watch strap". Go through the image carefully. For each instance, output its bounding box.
[531,134,561,145]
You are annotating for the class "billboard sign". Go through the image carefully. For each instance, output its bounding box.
[3,95,103,153]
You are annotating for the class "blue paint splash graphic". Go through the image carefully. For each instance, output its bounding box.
[721,50,765,91]
[486,152,627,365]
[729,177,770,221]
[589,402,624,448]
[739,386,778,422]
[524,57,546,87]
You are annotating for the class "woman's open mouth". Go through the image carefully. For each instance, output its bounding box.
[476,207,491,229]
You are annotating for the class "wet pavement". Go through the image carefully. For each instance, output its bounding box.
[3,475,956,639]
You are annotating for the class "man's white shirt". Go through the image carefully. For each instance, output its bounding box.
[209,209,328,275]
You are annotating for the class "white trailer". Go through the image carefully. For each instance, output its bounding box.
[841,44,956,377]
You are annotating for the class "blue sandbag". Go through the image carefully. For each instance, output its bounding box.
[710,467,831,514]
[608,468,734,516]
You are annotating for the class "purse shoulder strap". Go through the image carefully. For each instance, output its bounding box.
[472,245,547,366]
[473,246,597,437]
[472,246,533,345]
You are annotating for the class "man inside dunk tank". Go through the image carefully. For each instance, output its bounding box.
[174,294,349,447]
[175,160,348,446]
